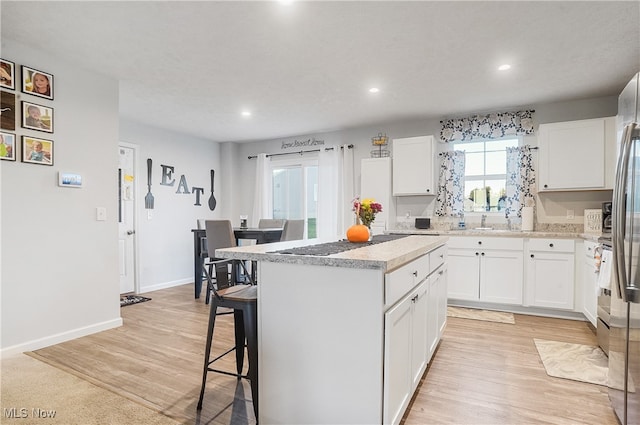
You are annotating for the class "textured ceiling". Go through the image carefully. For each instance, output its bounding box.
[2,1,639,142]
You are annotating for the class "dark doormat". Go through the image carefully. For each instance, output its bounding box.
[120,295,152,307]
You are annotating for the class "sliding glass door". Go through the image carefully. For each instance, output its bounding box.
[271,157,318,238]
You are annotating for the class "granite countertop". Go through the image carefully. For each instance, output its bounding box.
[386,227,604,242]
[215,235,448,272]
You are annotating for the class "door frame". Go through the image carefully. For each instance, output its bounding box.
[119,141,140,294]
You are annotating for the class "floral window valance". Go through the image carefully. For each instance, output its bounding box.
[440,110,535,143]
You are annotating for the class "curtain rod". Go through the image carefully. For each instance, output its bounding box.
[438,146,538,156]
[248,144,353,160]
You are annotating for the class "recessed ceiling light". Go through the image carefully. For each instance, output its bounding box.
[241,110,251,117]
[498,64,511,71]
[369,87,380,93]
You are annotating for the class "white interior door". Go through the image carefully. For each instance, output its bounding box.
[118,144,137,294]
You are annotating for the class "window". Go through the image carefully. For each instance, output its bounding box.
[452,138,519,213]
[270,157,317,238]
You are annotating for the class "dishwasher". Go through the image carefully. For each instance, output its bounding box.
[596,235,612,356]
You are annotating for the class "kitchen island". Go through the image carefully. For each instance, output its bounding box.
[216,235,448,425]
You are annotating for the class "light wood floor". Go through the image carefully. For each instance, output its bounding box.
[28,284,618,425]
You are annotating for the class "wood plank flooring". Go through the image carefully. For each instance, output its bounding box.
[28,284,618,424]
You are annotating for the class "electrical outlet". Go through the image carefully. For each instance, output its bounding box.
[567,209,575,220]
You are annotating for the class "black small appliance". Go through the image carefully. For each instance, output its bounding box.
[602,201,612,233]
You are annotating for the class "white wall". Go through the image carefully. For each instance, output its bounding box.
[226,96,618,228]
[119,119,221,294]
[1,39,122,355]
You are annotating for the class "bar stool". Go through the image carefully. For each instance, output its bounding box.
[197,259,258,421]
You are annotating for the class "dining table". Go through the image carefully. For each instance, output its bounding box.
[191,227,284,299]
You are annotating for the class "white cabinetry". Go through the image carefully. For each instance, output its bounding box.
[392,135,435,196]
[361,157,395,234]
[538,117,616,191]
[447,237,524,305]
[383,246,447,425]
[582,240,598,326]
[525,239,576,310]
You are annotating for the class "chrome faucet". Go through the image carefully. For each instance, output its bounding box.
[481,214,487,228]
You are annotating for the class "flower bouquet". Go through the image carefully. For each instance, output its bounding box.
[347,197,383,242]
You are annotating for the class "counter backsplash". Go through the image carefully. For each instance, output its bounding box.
[393,216,584,234]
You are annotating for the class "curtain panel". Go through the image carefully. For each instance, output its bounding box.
[434,150,466,217]
[504,145,536,218]
[440,110,534,143]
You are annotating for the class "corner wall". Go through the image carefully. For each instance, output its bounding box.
[1,39,122,356]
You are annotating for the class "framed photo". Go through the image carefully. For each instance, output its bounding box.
[0,131,16,161]
[22,136,53,166]
[0,59,15,90]
[1,91,15,131]
[21,66,53,100]
[22,101,53,133]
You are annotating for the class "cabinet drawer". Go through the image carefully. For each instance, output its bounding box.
[429,245,446,274]
[385,254,429,307]
[448,236,523,251]
[529,238,574,253]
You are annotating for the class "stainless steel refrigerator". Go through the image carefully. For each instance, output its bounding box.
[611,71,640,425]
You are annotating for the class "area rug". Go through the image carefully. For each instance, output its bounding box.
[120,295,151,307]
[447,306,515,324]
[534,338,608,386]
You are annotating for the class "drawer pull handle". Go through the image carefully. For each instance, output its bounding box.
[531,254,535,258]
[476,252,479,256]
[549,243,554,248]
[439,270,444,275]
[481,252,485,256]
[478,241,482,245]
[412,271,418,277]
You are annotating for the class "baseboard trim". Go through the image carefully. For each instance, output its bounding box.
[139,278,191,294]
[1,317,123,358]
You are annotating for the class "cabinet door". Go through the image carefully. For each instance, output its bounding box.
[361,157,391,231]
[538,118,606,190]
[392,135,434,196]
[480,250,524,305]
[383,295,412,425]
[447,249,480,300]
[526,252,575,309]
[411,281,429,390]
[426,273,440,362]
[437,266,448,337]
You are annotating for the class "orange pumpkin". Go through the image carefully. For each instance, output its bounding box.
[346,224,370,242]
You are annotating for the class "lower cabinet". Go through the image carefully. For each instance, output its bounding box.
[384,279,428,425]
[447,237,523,305]
[383,252,447,425]
[525,238,575,309]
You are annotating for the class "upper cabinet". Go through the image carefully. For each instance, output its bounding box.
[361,157,395,234]
[537,117,616,191]
[392,135,435,196]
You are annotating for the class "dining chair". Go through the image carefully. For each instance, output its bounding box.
[197,258,258,420]
[258,218,285,229]
[280,219,305,241]
[203,220,253,304]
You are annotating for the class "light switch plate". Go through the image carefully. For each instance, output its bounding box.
[96,207,107,221]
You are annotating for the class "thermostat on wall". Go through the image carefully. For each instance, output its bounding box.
[58,172,83,188]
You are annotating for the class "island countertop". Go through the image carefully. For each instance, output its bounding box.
[215,234,448,272]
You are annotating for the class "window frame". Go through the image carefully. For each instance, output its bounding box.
[451,136,522,215]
